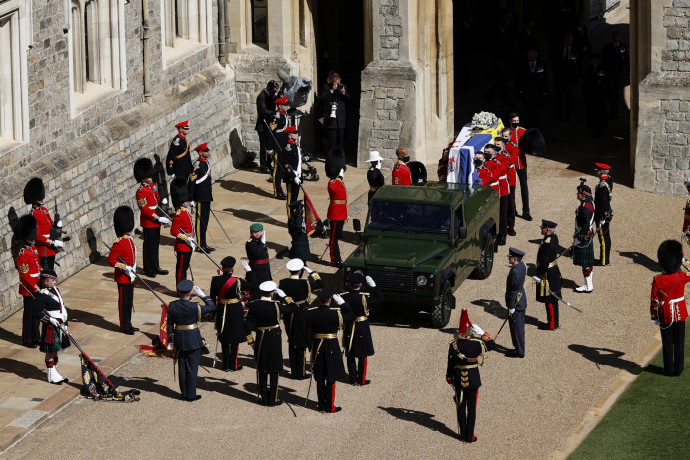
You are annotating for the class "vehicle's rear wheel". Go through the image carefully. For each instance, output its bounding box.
[431,281,453,328]
[472,234,495,280]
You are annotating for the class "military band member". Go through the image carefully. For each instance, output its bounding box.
[446,308,496,443]
[307,288,356,413]
[367,151,385,203]
[14,215,42,347]
[651,240,689,376]
[533,220,563,330]
[170,178,196,286]
[392,147,412,185]
[682,176,690,243]
[269,97,290,199]
[341,273,382,385]
[496,137,517,236]
[279,125,302,216]
[594,163,613,266]
[166,121,194,201]
[506,247,527,357]
[246,223,272,283]
[23,178,65,271]
[210,257,255,371]
[287,200,311,263]
[108,206,139,335]
[167,280,216,401]
[326,151,347,268]
[134,158,170,278]
[244,281,298,406]
[574,182,595,293]
[278,259,325,379]
[192,143,215,253]
[33,269,70,384]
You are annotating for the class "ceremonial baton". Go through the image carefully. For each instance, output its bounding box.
[156,205,221,270]
[549,289,583,313]
[494,316,509,342]
[210,208,233,244]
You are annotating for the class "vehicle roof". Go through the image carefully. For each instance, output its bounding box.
[372,182,483,207]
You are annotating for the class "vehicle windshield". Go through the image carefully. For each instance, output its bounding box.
[368,201,452,233]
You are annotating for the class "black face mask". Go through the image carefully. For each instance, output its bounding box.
[402,156,410,163]
[473,159,483,168]
[511,122,518,128]
[503,137,509,143]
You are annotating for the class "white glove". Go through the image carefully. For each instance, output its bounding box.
[193,286,205,298]
[186,237,196,249]
[294,177,302,185]
[276,289,286,298]
[471,324,485,336]
[599,220,605,227]
[53,240,64,248]
[190,201,196,207]
[124,265,135,278]
[57,220,63,228]
[303,266,313,274]
[332,294,345,306]
[366,276,376,287]
[652,319,659,326]
[49,317,60,328]
[260,231,266,245]
[162,198,168,205]
[170,174,176,179]
[242,261,251,272]
[532,276,541,282]
[509,308,516,315]
[158,216,171,224]
[682,233,688,243]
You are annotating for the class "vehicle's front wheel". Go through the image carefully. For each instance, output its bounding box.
[472,234,495,280]
[431,281,453,328]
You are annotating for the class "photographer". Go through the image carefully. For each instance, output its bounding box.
[320,72,350,152]
[255,80,279,174]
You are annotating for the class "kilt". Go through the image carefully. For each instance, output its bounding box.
[573,240,595,267]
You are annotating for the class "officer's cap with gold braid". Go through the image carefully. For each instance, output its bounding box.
[657,239,683,274]
[114,206,135,237]
[23,178,45,205]
[133,158,154,182]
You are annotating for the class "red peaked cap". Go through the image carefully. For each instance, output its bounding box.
[283,125,298,134]
[175,121,189,129]
[458,308,473,337]
[194,143,209,152]
[275,97,288,105]
[594,162,611,170]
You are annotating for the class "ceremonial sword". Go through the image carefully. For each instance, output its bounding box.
[210,208,233,244]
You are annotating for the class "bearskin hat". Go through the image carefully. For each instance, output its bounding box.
[133,158,154,182]
[170,178,189,208]
[657,239,683,274]
[519,128,546,157]
[23,178,45,204]
[14,215,38,242]
[408,161,427,184]
[113,206,135,237]
[325,148,346,179]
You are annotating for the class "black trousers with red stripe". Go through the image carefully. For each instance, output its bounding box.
[221,343,240,370]
[143,227,161,274]
[543,302,559,330]
[175,251,192,285]
[455,387,478,443]
[258,371,279,405]
[329,220,344,265]
[346,355,367,385]
[195,201,211,248]
[22,296,40,345]
[508,185,516,232]
[117,282,134,331]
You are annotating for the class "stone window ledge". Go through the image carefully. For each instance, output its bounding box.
[73,82,122,117]
[164,38,208,69]
[0,138,24,157]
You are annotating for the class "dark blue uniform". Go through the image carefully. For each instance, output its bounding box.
[245,237,272,284]
[594,176,613,266]
[506,261,527,356]
[167,296,216,400]
[192,158,213,249]
[340,287,383,385]
[536,233,563,330]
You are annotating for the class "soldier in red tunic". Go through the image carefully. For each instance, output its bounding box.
[391,147,412,185]
[495,136,517,236]
[14,215,42,347]
[170,178,196,285]
[507,113,532,221]
[23,178,66,271]
[651,240,689,376]
[485,144,510,245]
[326,150,347,268]
[134,158,170,278]
[108,206,139,335]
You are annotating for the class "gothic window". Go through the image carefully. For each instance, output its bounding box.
[251,0,267,48]
[0,1,29,145]
[162,0,211,64]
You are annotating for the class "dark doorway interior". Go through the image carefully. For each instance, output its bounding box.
[313,0,365,163]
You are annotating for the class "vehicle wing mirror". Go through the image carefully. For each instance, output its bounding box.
[353,219,362,233]
[456,226,467,241]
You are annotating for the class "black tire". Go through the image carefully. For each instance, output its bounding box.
[472,234,495,280]
[431,281,453,328]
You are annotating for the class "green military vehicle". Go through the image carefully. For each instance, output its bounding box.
[344,182,499,328]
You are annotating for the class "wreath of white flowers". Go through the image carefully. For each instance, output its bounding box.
[471,111,497,129]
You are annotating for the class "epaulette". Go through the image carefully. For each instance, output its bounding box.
[329,307,341,311]
[544,237,551,243]
[247,238,253,243]
[39,288,49,294]
[175,208,182,215]
[308,306,318,311]
[361,292,370,297]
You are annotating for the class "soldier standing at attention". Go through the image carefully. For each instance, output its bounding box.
[446,308,496,443]
[167,280,216,401]
[170,178,196,285]
[532,220,562,330]
[134,158,170,278]
[366,151,385,203]
[341,273,382,386]
[33,269,70,385]
[14,215,42,347]
[495,136,517,236]
[256,80,278,174]
[485,144,510,245]
[278,259,324,379]
[651,240,689,377]
[23,178,66,271]
[594,163,613,266]
[246,223,272,283]
[166,121,195,202]
[192,143,215,254]
[392,147,412,185]
[108,206,139,335]
[507,113,532,221]
[307,288,355,413]
[279,125,302,216]
[573,182,596,293]
[210,257,256,371]
[505,247,527,357]
[326,151,347,268]
[269,97,290,199]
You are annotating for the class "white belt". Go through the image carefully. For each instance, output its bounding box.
[195,172,209,184]
[43,234,50,238]
[148,206,157,210]
[510,165,516,170]
[47,310,68,322]
[30,273,39,278]
[669,297,684,304]
[499,174,508,180]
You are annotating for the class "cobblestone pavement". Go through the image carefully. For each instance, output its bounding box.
[1,157,682,458]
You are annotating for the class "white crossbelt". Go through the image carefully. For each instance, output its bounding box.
[196,169,210,184]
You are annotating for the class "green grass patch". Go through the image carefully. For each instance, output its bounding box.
[571,331,690,459]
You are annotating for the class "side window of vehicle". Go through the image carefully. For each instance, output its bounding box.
[454,206,464,239]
